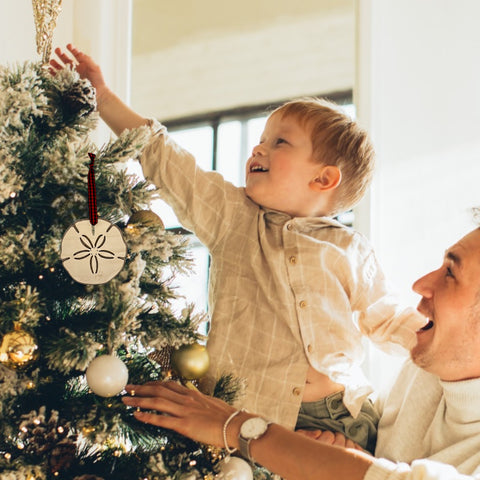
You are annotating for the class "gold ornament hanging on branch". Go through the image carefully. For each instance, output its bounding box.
[31,0,63,64]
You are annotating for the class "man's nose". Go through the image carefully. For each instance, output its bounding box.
[412,270,436,298]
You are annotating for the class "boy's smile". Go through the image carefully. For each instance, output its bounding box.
[245,113,327,217]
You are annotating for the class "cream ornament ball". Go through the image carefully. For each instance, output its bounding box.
[61,218,127,285]
[86,355,129,397]
[217,457,253,480]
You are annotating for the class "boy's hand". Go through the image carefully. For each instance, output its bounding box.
[50,44,108,101]
[296,429,365,451]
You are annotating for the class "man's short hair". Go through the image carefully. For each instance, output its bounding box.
[271,97,375,215]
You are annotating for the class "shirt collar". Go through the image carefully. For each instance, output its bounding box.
[261,207,347,230]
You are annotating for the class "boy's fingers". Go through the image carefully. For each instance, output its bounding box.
[67,44,83,60]
[49,59,62,70]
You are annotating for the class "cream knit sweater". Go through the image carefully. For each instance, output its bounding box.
[365,360,480,480]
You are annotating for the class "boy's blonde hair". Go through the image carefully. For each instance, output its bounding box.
[271,97,375,216]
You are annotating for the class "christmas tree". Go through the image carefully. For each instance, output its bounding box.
[0,57,250,479]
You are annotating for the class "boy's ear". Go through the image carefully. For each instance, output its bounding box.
[310,165,342,192]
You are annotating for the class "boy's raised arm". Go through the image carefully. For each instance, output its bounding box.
[50,44,149,136]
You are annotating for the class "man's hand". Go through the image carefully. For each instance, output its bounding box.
[122,380,238,448]
[296,429,366,451]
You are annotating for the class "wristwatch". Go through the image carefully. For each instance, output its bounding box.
[238,417,272,463]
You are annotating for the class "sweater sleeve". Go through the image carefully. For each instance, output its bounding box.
[365,458,479,480]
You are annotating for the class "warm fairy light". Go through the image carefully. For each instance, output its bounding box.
[49,267,55,272]
[57,426,64,433]
[33,418,41,425]
[45,316,51,321]
[114,449,122,457]
[9,192,16,198]
[20,426,28,433]
[189,460,197,466]
[54,472,59,477]
[17,442,24,449]
[26,381,35,389]
[38,274,44,280]
[4,453,11,460]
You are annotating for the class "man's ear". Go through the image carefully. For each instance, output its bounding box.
[310,165,342,192]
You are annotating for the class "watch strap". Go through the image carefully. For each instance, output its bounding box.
[238,433,251,461]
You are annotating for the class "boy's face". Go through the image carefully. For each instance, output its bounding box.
[245,113,322,216]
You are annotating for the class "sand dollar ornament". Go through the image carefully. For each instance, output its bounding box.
[61,153,126,284]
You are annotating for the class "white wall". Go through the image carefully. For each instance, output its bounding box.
[130,1,355,119]
[0,0,72,64]
[356,0,480,386]
[0,0,132,145]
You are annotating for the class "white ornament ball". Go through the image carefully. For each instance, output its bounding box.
[86,355,129,397]
[217,457,253,480]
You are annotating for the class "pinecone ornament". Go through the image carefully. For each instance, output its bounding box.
[61,77,97,121]
[18,407,77,474]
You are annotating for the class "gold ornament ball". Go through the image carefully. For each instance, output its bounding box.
[128,210,164,229]
[0,326,39,370]
[171,343,210,380]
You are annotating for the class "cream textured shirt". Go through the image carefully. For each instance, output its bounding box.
[140,122,426,429]
[366,360,480,480]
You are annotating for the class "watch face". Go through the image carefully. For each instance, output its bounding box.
[240,417,269,439]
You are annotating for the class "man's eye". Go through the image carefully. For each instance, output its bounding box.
[446,266,455,278]
[276,138,287,145]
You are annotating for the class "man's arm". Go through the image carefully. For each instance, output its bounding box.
[122,381,373,480]
[50,44,148,136]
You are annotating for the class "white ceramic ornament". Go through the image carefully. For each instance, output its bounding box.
[86,355,129,397]
[61,218,127,285]
[217,457,253,480]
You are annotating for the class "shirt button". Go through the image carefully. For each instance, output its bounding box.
[307,344,313,353]
[292,387,302,396]
[299,300,307,308]
[289,256,297,265]
[286,223,293,231]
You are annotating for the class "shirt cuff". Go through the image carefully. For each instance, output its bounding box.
[364,458,409,480]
